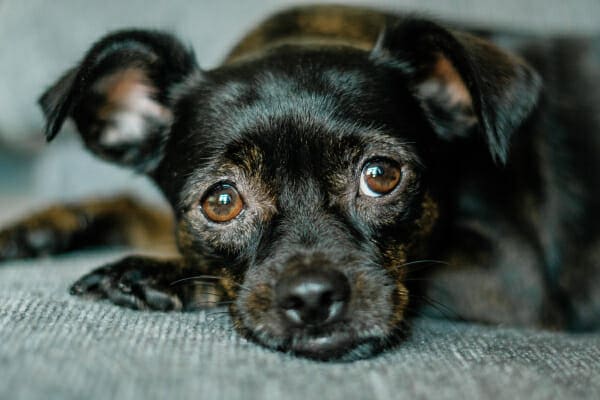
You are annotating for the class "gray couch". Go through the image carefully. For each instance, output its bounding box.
[1,1,599,399]
[1,251,599,400]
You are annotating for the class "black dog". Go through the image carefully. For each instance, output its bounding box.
[1,5,599,360]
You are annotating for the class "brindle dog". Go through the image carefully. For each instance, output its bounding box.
[1,5,599,360]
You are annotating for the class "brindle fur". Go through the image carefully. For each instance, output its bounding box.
[0,196,175,259]
[225,5,393,63]
[1,5,599,360]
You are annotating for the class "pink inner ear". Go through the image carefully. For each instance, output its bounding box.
[433,55,472,107]
[110,69,148,101]
[418,54,473,110]
[94,68,172,146]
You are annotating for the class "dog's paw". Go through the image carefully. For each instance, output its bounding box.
[0,226,55,261]
[70,256,183,311]
[0,228,21,261]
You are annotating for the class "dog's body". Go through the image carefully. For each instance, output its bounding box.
[1,5,599,360]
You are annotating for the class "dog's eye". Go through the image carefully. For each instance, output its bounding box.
[360,159,402,197]
[200,184,244,222]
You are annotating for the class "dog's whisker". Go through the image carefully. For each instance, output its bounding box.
[191,300,235,307]
[204,311,231,325]
[206,311,232,321]
[411,294,466,322]
[399,305,428,318]
[170,275,251,292]
[191,290,224,298]
[398,259,450,268]
[170,275,223,285]
[395,259,450,275]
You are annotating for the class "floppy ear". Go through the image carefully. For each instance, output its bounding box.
[371,19,542,163]
[39,30,198,172]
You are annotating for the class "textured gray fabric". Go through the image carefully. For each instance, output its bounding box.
[1,250,599,400]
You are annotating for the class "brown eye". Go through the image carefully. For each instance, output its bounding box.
[201,184,244,222]
[360,159,402,197]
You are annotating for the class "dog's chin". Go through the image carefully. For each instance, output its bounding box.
[286,333,384,361]
[248,329,390,362]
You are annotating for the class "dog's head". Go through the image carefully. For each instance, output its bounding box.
[40,19,540,360]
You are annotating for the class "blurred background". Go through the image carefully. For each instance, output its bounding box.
[0,0,599,221]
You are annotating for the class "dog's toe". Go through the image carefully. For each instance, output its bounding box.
[69,267,111,299]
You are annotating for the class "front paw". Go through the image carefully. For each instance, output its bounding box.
[70,256,183,311]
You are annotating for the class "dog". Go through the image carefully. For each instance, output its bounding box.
[1,5,599,360]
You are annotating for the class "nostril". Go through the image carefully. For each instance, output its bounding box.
[319,290,334,307]
[281,295,304,311]
[275,268,350,327]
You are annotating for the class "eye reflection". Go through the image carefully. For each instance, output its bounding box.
[366,166,384,178]
[218,194,232,205]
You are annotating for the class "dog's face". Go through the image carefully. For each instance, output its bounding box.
[163,49,438,359]
[40,20,540,359]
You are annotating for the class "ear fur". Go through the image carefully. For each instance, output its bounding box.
[39,30,198,172]
[371,19,542,163]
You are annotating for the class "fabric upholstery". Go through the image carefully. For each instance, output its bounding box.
[1,251,599,400]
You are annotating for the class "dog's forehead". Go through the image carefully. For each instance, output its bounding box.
[183,56,411,153]
[209,67,370,110]
[162,48,423,206]
[198,67,413,176]
[201,70,380,137]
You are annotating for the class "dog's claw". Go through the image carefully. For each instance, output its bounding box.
[69,268,110,299]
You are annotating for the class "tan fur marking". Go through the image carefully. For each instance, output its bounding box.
[391,281,410,326]
[83,196,176,256]
[246,283,273,321]
[383,194,439,327]
[21,206,83,234]
[218,268,239,300]
[414,194,440,242]
[0,196,177,259]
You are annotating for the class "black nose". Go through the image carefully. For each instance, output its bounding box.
[275,268,350,327]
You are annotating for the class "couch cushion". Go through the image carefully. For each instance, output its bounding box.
[1,250,599,400]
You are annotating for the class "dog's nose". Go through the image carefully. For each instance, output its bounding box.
[275,268,350,327]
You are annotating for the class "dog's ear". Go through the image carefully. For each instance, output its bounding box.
[371,19,541,163]
[39,30,198,172]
